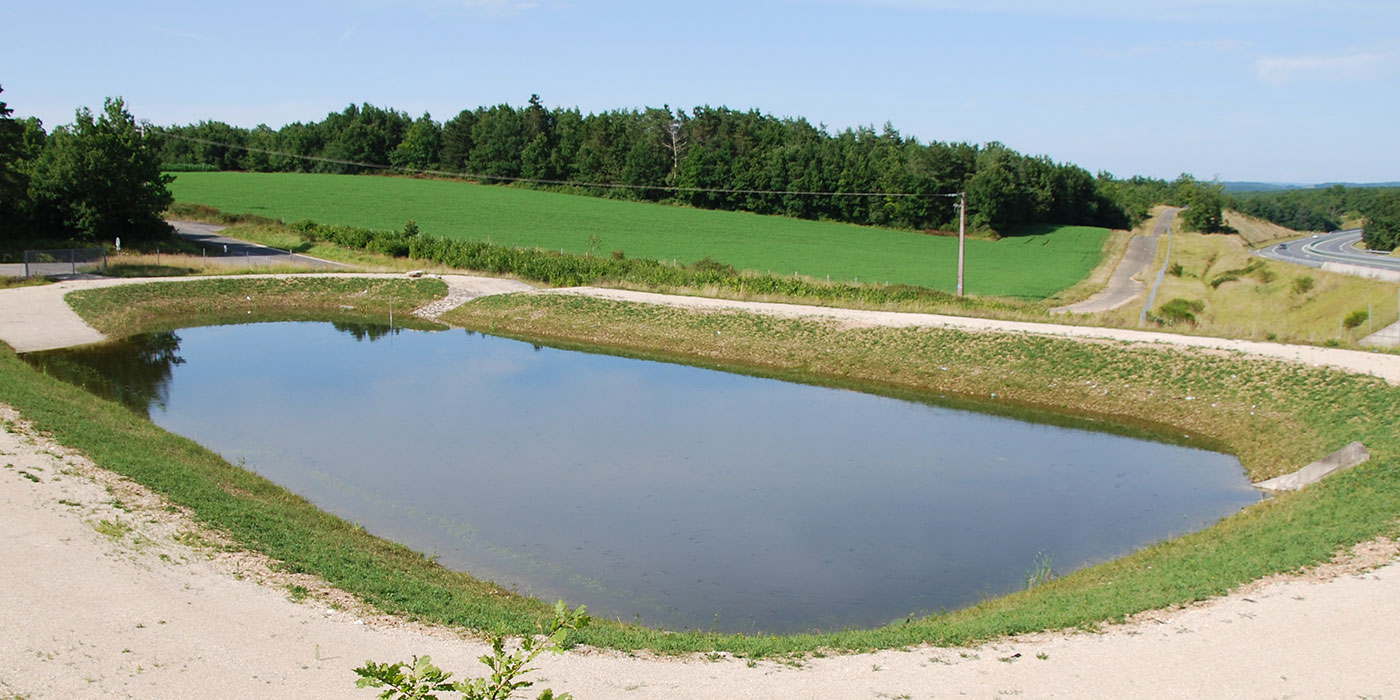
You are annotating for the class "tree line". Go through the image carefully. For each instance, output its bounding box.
[1,89,1236,251]
[0,87,173,247]
[1229,185,1400,250]
[154,95,1180,234]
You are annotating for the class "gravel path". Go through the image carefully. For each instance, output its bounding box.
[2,408,1396,700]
[0,273,531,352]
[4,272,1398,384]
[544,286,1400,385]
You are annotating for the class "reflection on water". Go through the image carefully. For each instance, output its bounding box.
[29,331,185,417]
[28,322,1261,633]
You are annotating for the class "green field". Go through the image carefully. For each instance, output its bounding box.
[167,172,1111,300]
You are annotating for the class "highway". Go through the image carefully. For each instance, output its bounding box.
[1255,227,1400,273]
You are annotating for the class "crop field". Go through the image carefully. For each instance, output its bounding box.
[167,172,1111,300]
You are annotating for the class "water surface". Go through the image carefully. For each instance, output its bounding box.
[31,322,1260,633]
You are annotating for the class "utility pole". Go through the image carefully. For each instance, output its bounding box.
[956,192,966,297]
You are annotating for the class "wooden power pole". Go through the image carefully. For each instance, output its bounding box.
[956,192,966,297]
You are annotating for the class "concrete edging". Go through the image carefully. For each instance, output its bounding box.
[1254,441,1370,493]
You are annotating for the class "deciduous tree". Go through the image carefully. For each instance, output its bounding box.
[28,97,173,243]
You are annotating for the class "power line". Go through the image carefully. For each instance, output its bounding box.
[157,132,964,201]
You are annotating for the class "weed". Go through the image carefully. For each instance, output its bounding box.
[172,530,207,548]
[57,499,80,507]
[287,584,310,603]
[93,519,132,540]
[18,470,39,482]
[355,600,587,700]
[1292,276,1315,295]
[1035,652,1049,660]
[1024,551,1057,591]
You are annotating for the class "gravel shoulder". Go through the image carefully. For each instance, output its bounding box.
[2,406,1396,699]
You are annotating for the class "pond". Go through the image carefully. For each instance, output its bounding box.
[29,322,1261,633]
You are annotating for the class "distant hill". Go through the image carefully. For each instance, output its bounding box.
[1225,181,1400,193]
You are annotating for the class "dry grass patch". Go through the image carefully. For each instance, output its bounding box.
[1225,210,1321,246]
[1096,232,1398,344]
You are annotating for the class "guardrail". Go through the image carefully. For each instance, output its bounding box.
[23,248,108,277]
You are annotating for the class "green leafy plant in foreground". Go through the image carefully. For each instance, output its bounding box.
[355,601,589,700]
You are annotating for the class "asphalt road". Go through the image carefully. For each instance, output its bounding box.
[1256,228,1400,273]
[169,220,348,269]
[1050,207,1178,315]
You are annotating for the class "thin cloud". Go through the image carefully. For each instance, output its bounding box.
[339,25,358,43]
[1255,51,1393,85]
[376,0,542,15]
[146,25,218,43]
[1083,38,1248,60]
[814,0,1397,23]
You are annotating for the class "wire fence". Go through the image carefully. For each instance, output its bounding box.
[24,248,108,277]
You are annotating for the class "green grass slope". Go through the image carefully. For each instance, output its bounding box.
[167,172,1110,300]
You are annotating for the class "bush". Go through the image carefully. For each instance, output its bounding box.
[1292,276,1314,295]
[1155,297,1204,325]
[1343,309,1369,329]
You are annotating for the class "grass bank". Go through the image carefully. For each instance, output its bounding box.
[167,171,1112,300]
[1225,210,1323,246]
[64,276,448,337]
[4,279,1397,657]
[1099,232,1399,345]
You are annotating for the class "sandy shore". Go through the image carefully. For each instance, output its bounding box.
[3,405,1398,699]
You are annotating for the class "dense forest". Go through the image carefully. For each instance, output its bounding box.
[1230,186,1400,250]
[153,96,1197,235]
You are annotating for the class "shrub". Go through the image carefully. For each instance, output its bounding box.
[1155,297,1204,325]
[1292,276,1314,295]
[355,601,588,700]
[1343,309,1369,329]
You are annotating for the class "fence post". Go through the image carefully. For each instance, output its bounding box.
[70,248,76,275]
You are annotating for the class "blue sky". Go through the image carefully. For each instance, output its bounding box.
[4,0,1397,183]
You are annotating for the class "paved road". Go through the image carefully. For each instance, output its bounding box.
[169,220,348,270]
[1051,207,1178,315]
[1256,227,1400,273]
